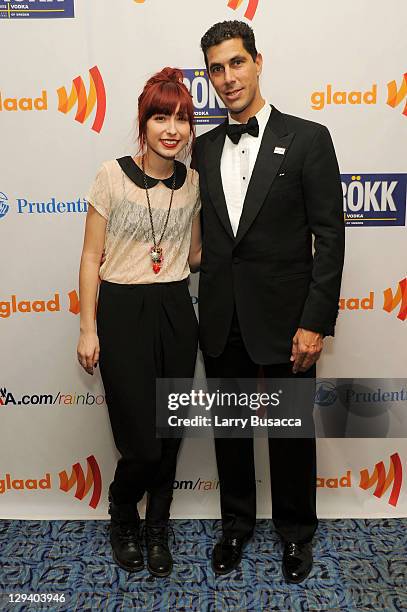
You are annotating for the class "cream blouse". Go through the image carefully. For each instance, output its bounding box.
[86,157,201,284]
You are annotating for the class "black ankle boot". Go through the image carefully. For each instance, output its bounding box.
[145,523,173,577]
[109,495,143,572]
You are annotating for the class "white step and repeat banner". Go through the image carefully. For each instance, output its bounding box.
[1,0,406,519]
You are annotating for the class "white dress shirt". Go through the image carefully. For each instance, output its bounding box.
[221,101,272,236]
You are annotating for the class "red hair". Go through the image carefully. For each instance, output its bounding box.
[137,67,195,154]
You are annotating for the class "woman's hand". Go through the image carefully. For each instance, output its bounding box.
[77,331,100,375]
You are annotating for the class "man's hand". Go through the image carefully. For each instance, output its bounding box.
[290,328,323,374]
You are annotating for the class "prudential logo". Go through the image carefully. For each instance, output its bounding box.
[0,192,9,220]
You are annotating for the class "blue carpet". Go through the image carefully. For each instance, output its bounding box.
[1,518,406,611]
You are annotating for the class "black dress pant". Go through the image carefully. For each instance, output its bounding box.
[97,280,198,520]
[204,311,317,544]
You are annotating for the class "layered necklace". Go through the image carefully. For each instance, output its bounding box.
[141,155,176,274]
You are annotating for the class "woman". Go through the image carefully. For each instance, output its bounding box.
[77,67,201,577]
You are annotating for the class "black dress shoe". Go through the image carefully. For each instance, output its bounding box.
[110,520,144,572]
[212,535,250,575]
[145,523,173,577]
[282,541,313,583]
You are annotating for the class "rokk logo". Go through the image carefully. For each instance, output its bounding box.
[0,192,9,220]
[359,453,402,507]
[383,278,407,322]
[341,174,406,227]
[387,72,407,117]
[59,455,102,509]
[57,66,106,133]
[0,0,75,20]
[183,69,227,125]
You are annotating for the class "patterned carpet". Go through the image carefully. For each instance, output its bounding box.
[1,518,406,611]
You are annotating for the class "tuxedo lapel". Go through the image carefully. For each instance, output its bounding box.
[234,108,295,247]
[204,123,235,240]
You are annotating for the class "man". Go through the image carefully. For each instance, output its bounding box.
[192,21,345,583]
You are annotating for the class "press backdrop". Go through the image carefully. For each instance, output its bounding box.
[1,0,406,519]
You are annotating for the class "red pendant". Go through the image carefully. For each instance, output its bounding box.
[153,263,161,274]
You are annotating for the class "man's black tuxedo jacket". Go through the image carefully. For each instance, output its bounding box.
[192,106,345,364]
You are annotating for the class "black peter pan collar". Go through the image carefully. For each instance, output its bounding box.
[117,156,187,190]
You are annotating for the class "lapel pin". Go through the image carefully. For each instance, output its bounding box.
[274,147,286,155]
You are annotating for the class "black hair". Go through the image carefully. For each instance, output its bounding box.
[200,20,258,68]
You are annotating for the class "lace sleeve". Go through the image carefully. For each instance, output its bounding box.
[192,170,201,218]
[86,163,111,220]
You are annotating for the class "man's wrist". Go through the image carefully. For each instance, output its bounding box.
[80,325,96,334]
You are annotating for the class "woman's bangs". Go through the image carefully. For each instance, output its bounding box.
[149,84,193,122]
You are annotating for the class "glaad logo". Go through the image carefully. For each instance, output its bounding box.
[0,192,9,219]
[132,1,260,21]
[383,278,407,322]
[339,278,407,322]
[339,292,374,312]
[359,453,402,507]
[0,455,101,509]
[0,291,83,318]
[0,294,61,319]
[59,455,102,509]
[341,174,406,227]
[0,66,106,133]
[0,90,48,112]
[183,70,227,125]
[387,72,407,117]
[227,0,260,20]
[311,72,407,120]
[0,472,51,494]
[57,66,106,133]
[311,84,377,111]
[68,290,80,315]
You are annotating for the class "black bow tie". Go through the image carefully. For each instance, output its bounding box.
[226,116,259,144]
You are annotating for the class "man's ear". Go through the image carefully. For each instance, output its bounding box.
[255,53,263,77]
